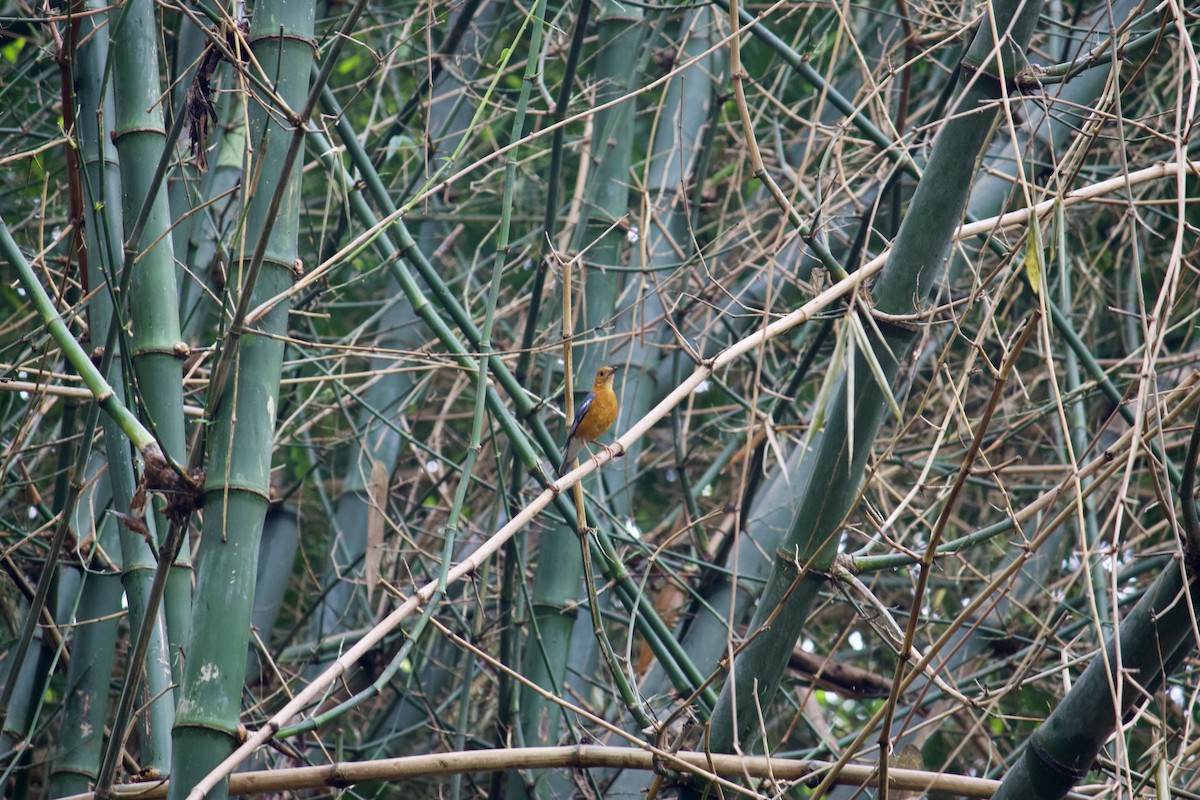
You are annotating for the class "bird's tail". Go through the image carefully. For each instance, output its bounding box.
[557,439,583,477]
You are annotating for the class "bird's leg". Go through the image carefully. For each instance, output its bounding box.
[590,442,618,466]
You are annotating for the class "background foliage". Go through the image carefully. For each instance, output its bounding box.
[1,0,1199,798]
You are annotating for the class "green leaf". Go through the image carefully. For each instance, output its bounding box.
[1,37,24,63]
[1023,213,1044,295]
[848,309,902,422]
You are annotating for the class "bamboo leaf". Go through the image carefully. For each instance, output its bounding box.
[848,309,902,422]
[1024,211,1045,295]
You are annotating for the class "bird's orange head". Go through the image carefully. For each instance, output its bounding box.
[593,365,618,389]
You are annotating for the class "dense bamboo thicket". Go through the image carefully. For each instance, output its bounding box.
[1,1,1199,799]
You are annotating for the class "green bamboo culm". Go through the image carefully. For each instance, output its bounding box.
[49,0,131,791]
[106,0,194,772]
[109,0,188,481]
[515,3,647,780]
[608,7,717,521]
[571,0,644,384]
[992,563,1197,800]
[166,1,316,798]
[700,0,1046,758]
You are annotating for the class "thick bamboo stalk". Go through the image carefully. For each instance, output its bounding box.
[702,0,1046,757]
[608,8,717,518]
[50,3,129,790]
[166,1,316,797]
[106,0,192,771]
[570,0,644,384]
[993,565,1197,799]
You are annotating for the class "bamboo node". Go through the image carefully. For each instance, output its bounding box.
[830,552,858,578]
[140,443,206,524]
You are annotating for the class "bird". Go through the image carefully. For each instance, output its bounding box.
[557,365,620,476]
